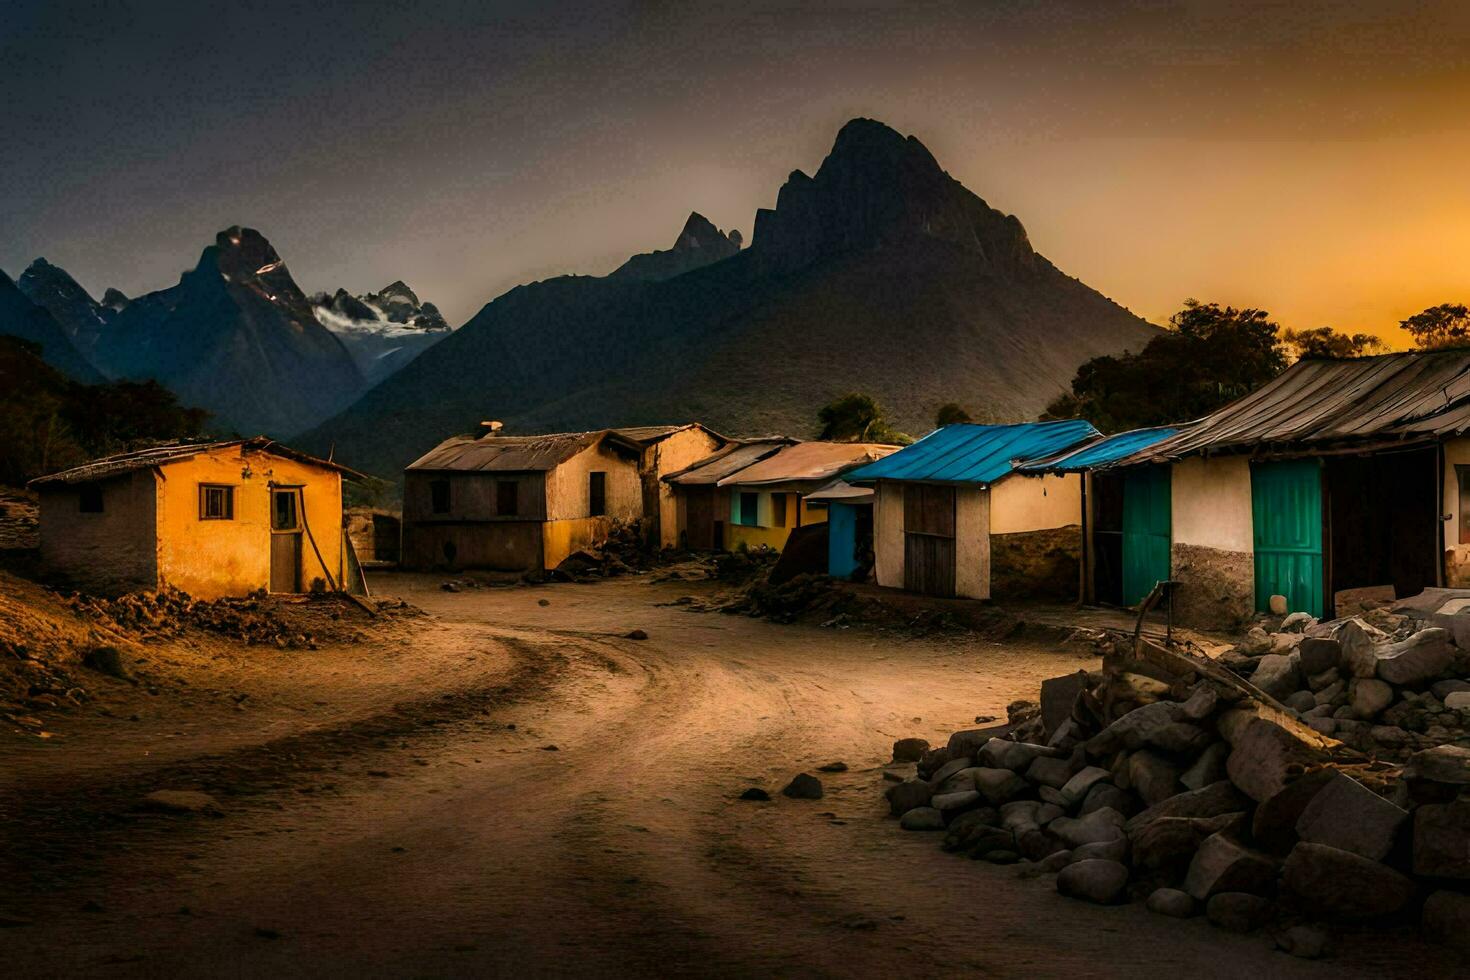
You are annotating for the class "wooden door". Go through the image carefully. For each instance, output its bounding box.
[270,488,303,593]
[1121,465,1172,606]
[686,487,715,550]
[1252,460,1323,617]
[903,484,956,597]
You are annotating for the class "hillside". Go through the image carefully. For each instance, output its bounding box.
[305,119,1158,479]
[0,269,101,383]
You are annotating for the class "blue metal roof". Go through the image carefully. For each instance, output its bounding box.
[1019,425,1181,473]
[845,419,1099,486]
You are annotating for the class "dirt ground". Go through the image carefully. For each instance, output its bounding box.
[1,571,1453,978]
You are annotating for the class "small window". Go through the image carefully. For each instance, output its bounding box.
[78,483,104,513]
[496,479,519,517]
[739,492,759,527]
[429,479,451,515]
[589,471,606,517]
[199,484,235,520]
[770,493,787,528]
[271,489,299,530]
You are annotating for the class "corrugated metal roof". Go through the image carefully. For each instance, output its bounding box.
[1125,349,1470,462]
[1020,426,1181,473]
[612,423,724,445]
[717,441,899,488]
[845,420,1099,486]
[663,439,796,485]
[29,437,363,487]
[406,430,641,473]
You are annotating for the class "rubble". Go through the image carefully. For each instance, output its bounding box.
[878,590,1470,955]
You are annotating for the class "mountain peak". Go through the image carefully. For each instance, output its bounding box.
[673,212,738,252]
[610,211,741,282]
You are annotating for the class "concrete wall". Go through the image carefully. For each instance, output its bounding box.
[38,470,159,595]
[545,441,641,523]
[955,485,991,599]
[645,429,724,549]
[1170,455,1256,629]
[989,473,1081,534]
[154,448,345,598]
[873,481,904,589]
[725,489,827,552]
[1444,438,1470,587]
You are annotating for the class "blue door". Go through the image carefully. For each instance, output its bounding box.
[828,502,859,579]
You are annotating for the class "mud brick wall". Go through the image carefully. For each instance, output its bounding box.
[38,471,158,595]
[1170,542,1254,630]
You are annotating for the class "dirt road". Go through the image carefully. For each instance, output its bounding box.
[2,573,1448,977]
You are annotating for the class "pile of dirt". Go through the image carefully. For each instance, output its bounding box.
[546,520,663,582]
[881,619,1470,958]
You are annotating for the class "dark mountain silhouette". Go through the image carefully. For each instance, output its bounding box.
[610,212,741,281]
[310,281,452,383]
[93,227,364,436]
[0,268,101,382]
[17,257,112,359]
[303,118,1159,479]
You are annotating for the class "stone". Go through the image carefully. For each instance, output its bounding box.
[1180,684,1220,721]
[926,756,976,788]
[141,790,221,814]
[1146,722,1214,756]
[1335,618,1388,679]
[1250,769,1336,854]
[917,746,953,779]
[1056,859,1129,905]
[1085,701,1184,755]
[1430,679,1470,700]
[892,737,930,762]
[1274,924,1331,960]
[624,629,648,640]
[1128,751,1181,807]
[935,767,982,794]
[1125,780,1250,832]
[1038,850,1073,873]
[1071,836,1129,864]
[1297,637,1341,675]
[1025,755,1073,789]
[1050,807,1126,848]
[978,739,1057,772]
[1405,744,1470,787]
[738,787,771,801]
[1145,887,1196,918]
[1036,803,1064,825]
[899,807,946,831]
[1225,716,1332,803]
[1239,627,1273,656]
[1422,890,1470,953]
[931,790,983,813]
[1283,842,1415,917]
[981,849,1021,865]
[1312,677,1344,704]
[885,778,931,816]
[999,800,1042,831]
[817,761,848,773]
[1038,785,1068,807]
[82,645,131,680]
[1280,611,1315,632]
[1252,654,1302,701]
[1269,594,1289,616]
[941,810,1003,852]
[1413,801,1470,879]
[1040,670,1088,737]
[1446,691,1470,710]
[1059,766,1112,805]
[947,727,1005,759]
[1017,828,1064,861]
[1207,892,1272,933]
[1349,678,1393,719]
[781,773,823,799]
[1294,772,1408,861]
[972,767,1030,805]
[1375,628,1453,687]
[1180,742,1230,792]
[1284,690,1316,713]
[1184,833,1278,900]
[1079,783,1134,817]
[1130,813,1242,875]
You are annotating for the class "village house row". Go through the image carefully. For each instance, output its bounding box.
[28,349,1470,629]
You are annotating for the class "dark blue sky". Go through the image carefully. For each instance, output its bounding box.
[5,1,1470,336]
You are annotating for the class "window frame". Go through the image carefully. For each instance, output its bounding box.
[198,483,236,521]
[270,487,301,531]
[739,491,759,527]
[77,483,104,514]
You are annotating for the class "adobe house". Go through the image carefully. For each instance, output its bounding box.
[662,438,796,549]
[715,441,898,552]
[845,421,1098,600]
[401,428,644,572]
[1098,349,1470,628]
[29,438,357,598]
[612,424,726,549]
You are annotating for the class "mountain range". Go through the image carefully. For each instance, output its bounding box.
[309,282,451,384]
[300,118,1159,478]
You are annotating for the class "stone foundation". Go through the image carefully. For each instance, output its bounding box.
[990,525,1081,601]
[1171,542,1254,630]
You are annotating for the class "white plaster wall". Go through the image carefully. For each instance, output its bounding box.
[955,485,991,599]
[873,481,904,589]
[989,473,1082,533]
[1171,455,1254,553]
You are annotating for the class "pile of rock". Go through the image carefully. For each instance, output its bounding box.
[883,629,1470,957]
[549,521,654,581]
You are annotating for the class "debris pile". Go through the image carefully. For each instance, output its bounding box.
[547,521,658,581]
[883,599,1470,957]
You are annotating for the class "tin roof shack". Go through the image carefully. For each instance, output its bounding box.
[846,421,1097,600]
[1100,350,1470,627]
[715,442,898,553]
[1021,426,1181,608]
[402,429,643,572]
[29,438,356,598]
[662,439,797,550]
[804,478,875,581]
[612,424,726,549]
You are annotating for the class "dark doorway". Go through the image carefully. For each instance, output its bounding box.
[589,472,606,517]
[1325,447,1438,611]
[1090,472,1124,605]
[903,483,956,597]
[685,487,715,549]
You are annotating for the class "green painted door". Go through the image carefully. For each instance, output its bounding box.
[1251,459,1324,617]
[1121,466,1171,606]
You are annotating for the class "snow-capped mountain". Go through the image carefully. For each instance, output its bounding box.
[310,282,451,384]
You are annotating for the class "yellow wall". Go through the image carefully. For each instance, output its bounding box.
[544,440,642,522]
[542,516,617,569]
[155,447,344,599]
[989,473,1081,533]
[650,428,724,548]
[723,489,826,552]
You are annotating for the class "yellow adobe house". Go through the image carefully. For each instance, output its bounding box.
[715,441,899,551]
[30,438,360,598]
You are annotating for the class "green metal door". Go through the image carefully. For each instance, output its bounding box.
[1251,459,1324,617]
[1121,465,1171,606]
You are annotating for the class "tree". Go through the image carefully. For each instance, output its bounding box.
[934,402,972,427]
[1042,299,1288,433]
[816,392,911,444]
[1400,303,1470,350]
[1280,326,1385,361]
